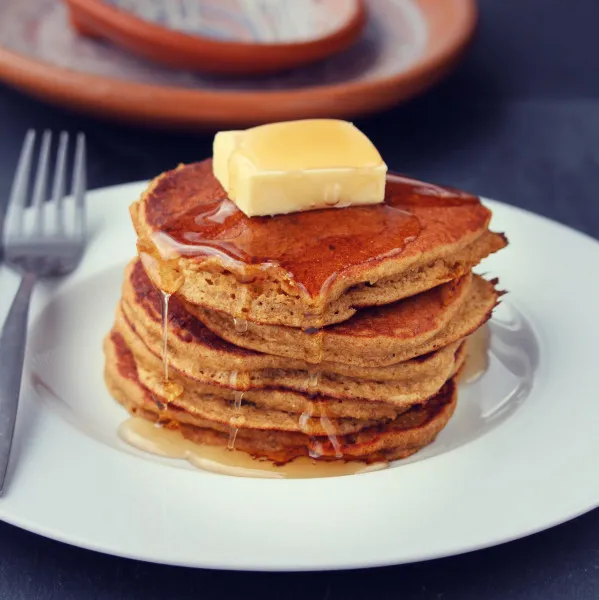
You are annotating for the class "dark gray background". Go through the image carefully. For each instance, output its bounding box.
[1,0,599,598]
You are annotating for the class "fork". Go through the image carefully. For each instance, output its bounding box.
[0,130,86,496]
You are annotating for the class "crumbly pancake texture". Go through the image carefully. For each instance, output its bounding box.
[131,160,507,327]
[104,331,458,464]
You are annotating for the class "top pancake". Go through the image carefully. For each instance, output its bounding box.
[132,160,507,327]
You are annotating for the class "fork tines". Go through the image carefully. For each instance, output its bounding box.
[5,130,86,244]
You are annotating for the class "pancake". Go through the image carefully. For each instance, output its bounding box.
[131,160,507,327]
[120,259,467,407]
[104,330,457,464]
[113,309,467,419]
[196,275,500,367]
[106,332,380,436]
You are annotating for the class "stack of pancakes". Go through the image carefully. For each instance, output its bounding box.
[104,160,506,465]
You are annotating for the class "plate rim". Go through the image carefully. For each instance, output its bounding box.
[0,0,477,128]
[1,180,599,571]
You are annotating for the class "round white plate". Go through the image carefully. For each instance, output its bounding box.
[0,182,598,571]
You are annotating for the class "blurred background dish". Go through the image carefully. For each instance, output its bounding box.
[64,0,367,75]
[0,0,476,129]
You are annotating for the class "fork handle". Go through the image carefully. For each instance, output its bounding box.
[0,272,36,496]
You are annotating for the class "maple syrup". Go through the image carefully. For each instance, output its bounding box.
[156,290,187,402]
[227,425,239,451]
[144,164,467,299]
[307,370,320,390]
[298,410,312,433]
[161,380,184,402]
[139,247,186,402]
[118,418,387,479]
[233,390,244,411]
[227,389,245,450]
[160,291,170,382]
[318,412,343,458]
[233,317,248,333]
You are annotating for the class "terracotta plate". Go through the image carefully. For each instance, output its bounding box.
[0,0,476,129]
[64,0,367,75]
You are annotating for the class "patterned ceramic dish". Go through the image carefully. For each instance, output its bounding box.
[64,0,367,75]
[0,0,476,128]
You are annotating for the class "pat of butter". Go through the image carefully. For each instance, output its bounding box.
[213,119,387,217]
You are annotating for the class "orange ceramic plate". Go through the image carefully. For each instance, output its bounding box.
[0,0,476,129]
[64,0,367,75]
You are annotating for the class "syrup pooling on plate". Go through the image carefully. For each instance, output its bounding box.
[118,417,388,479]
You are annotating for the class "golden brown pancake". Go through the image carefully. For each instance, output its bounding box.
[107,332,378,435]
[120,259,468,407]
[196,275,499,367]
[106,157,509,469]
[112,307,467,420]
[131,160,507,327]
[104,331,458,464]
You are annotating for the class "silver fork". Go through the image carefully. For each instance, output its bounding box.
[0,130,86,496]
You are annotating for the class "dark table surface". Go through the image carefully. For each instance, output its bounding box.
[1,0,599,598]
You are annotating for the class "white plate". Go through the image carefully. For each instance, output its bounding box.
[0,182,598,571]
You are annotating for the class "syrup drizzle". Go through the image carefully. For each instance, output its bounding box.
[302,315,342,457]
[319,411,344,458]
[119,418,387,479]
[227,419,240,450]
[307,370,320,390]
[233,317,248,333]
[145,165,451,299]
[228,391,246,450]
[233,390,244,411]
[226,370,246,450]
[139,248,186,403]
[161,291,171,382]
[156,290,186,402]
